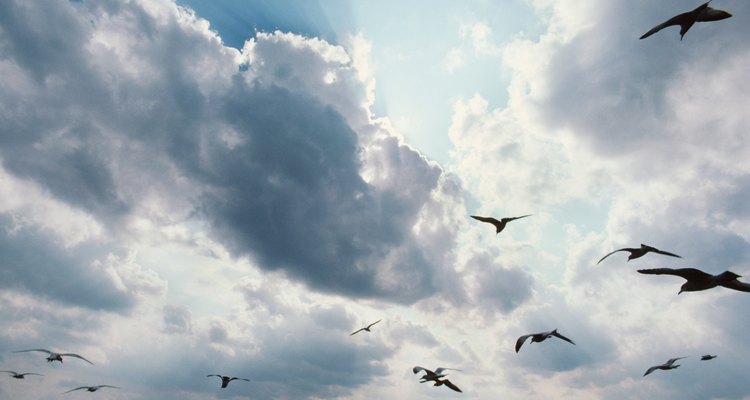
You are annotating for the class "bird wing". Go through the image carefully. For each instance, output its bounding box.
[366,319,382,329]
[515,334,532,353]
[650,248,682,258]
[64,387,89,393]
[97,385,120,389]
[643,366,659,376]
[231,378,251,382]
[15,349,51,355]
[470,215,501,230]
[349,328,365,336]
[433,367,461,376]
[504,214,532,222]
[666,357,686,365]
[207,374,223,378]
[441,379,463,393]
[640,12,691,39]
[696,7,732,22]
[597,249,630,264]
[1,370,18,374]
[719,278,750,292]
[412,366,432,375]
[637,268,710,280]
[551,331,576,345]
[61,353,94,365]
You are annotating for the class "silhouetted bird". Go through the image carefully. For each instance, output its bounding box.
[637,268,750,294]
[471,214,531,234]
[1,370,43,379]
[207,375,250,388]
[516,329,575,353]
[412,367,462,392]
[701,354,717,361]
[15,349,93,365]
[640,1,732,40]
[644,357,685,376]
[350,319,382,336]
[63,385,119,393]
[597,244,681,264]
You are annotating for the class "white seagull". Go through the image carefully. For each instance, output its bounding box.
[63,385,119,393]
[14,349,94,365]
[1,370,43,379]
[637,268,750,294]
[516,329,576,353]
[644,357,686,376]
[207,375,250,388]
[350,319,382,336]
[640,1,732,40]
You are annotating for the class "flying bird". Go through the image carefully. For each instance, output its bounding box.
[644,357,686,376]
[637,268,750,294]
[1,370,43,379]
[597,244,681,264]
[471,214,532,234]
[350,319,382,336]
[701,354,717,361]
[412,367,462,393]
[516,329,576,353]
[14,349,94,365]
[207,375,250,388]
[63,385,119,393]
[640,1,732,40]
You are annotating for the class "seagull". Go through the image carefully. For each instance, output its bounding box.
[701,354,718,361]
[412,366,462,383]
[412,367,463,393]
[640,1,732,40]
[63,385,119,393]
[14,349,94,365]
[597,244,681,264]
[644,357,686,376]
[350,319,382,336]
[1,370,43,379]
[637,268,750,294]
[207,375,250,389]
[515,329,576,353]
[471,214,532,234]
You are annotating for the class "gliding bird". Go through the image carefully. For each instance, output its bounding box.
[1,370,43,379]
[63,385,119,393]
[637,268,750,294]
[412,367,462,393]
[701,354,717,361]
[640,1,732,40]
[516,329,575,353]
[350,319,382,336]
[14,349,94,365]
[207,375,250,388]
[471,214,532,234]
[597,244,681,264]
[644,357,686,376]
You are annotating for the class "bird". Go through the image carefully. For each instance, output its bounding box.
[471,214,532,234]
[637,268,750,294]
[1,370,43,379]
[207,375,250,389]
[640,1,732,40]
[14,349,94,365]
[516,329,576,353]
[412,367,462,393]
[350,319,382,336]
[597,244,681,264]
[701,354,718,361]
[63,385,119,393]
[644,357,686,376]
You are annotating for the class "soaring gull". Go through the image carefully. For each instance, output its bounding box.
[470,214,532,234]
[516,329,576,353]
[640,1,732,40]
[350,319,382,336]
[644,357,686,376]
[597,244,681,264]
[14,349,94,365]
[637,268,750,294]
[207,375,250,388]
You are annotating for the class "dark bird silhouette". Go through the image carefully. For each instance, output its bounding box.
[640,1,732,40]
[644,357,685,376]
[1,370,43,379]
[516,329,575,353]
[701,354,717,361]
[14,349,94,365]
[597,244,681,264]
[637,268,750,294]
[412,367,462,392]
[63,385,119,393]
[350,319,382,336]
[207,375,250,388]
[471,214,532,234]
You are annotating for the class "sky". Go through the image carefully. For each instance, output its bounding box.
[0,0,749,399]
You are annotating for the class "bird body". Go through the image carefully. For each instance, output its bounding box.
[208,374,250,388]
[515,329,576,353]
[597,244,681,264]
[640,1,732,40]
[644,357,685,376]
[350,319,382,336]
[471,214,532,234]
[701,354,717,361]
[1,370,43,379]
[637,268,750,293]
[14,349,94,365]
[63,385,119,393]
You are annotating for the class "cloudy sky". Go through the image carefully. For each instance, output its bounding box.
[1,0,749,399]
